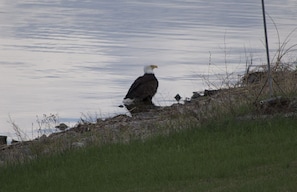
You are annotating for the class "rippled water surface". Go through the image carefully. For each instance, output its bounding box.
[1,0,296,139]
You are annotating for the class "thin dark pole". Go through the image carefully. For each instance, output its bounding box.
[261,0,273,97]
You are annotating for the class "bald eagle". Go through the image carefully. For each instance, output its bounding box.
[123,65,158,109]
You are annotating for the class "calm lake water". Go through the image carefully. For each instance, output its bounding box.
[1,0,296,140]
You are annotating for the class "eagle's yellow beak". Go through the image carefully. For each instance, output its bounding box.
[151,65,158,69]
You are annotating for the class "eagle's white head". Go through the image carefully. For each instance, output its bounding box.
[144,65,158,74]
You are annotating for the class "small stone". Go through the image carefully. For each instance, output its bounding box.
[191,92,201,100]
[55,123,68,131]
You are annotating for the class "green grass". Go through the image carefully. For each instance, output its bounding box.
[1,116,297,192]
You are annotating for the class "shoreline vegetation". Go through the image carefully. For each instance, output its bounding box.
[1,82,296,165]
[1,59,297,191]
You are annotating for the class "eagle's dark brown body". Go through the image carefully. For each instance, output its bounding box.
[124,73,158,105]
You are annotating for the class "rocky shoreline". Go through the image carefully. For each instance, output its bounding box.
[1,82,297,165]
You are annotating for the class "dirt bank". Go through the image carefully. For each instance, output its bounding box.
[1,85,296,166]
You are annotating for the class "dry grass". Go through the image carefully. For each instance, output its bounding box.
[7,115,28,142]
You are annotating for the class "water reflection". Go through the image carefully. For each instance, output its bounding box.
[0,0,296,139]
